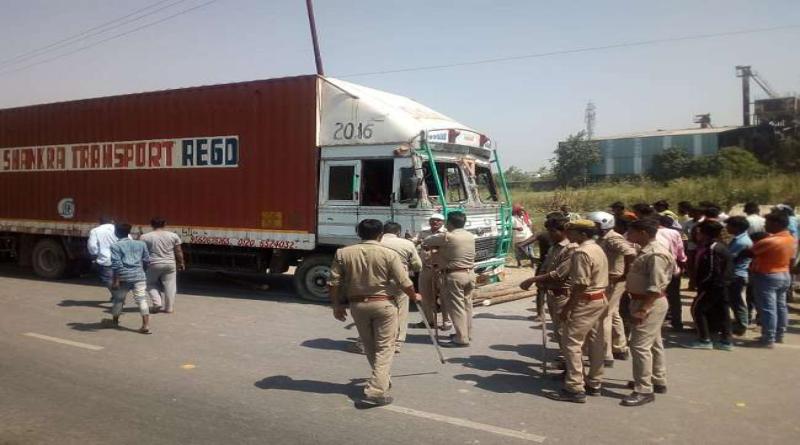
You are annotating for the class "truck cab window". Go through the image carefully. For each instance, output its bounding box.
[475,165,498,202]
[398,167,417,203]
[361,159,393,206]
[328,165,356,201]
[423,161,468,204]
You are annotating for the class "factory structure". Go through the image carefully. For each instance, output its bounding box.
[569,65,799,180]
[587,126,752,178]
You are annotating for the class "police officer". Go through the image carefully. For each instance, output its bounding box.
[381,221,422,353]
[411,213,450,330]
[520,215,576,352]
[329,219,421,406]
[622,218,675,407]
[546,219,609,403]
[586,211,637,366]
[423,211,475,347]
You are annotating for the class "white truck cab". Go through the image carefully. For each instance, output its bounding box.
[302,78,512,300]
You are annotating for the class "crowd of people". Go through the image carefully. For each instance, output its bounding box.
[87,217,184,334]
[511,199,798,405]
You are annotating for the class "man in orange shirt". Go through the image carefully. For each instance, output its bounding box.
[749,212,797,348]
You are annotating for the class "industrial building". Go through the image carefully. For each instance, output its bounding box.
[587,126,752,178]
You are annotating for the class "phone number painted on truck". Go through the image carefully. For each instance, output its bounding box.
[0,136,239,172]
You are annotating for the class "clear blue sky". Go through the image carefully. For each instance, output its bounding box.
[1,0,799,169]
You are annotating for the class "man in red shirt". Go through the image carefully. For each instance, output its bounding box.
[749,212,796,347]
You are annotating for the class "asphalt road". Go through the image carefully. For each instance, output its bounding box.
[1,264,799,445]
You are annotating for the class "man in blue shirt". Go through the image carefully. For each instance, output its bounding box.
[109,223,152,334]
[725,216,752,335]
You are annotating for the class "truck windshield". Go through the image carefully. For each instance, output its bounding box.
[475,165,498,202]
[423,161,468,204]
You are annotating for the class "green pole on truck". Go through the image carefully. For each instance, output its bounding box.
[420,131,449,218]
[491,146,513,258]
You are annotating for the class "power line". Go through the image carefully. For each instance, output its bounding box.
[0,0,190,68]
[0,0,220,77]
[339,24,800,78]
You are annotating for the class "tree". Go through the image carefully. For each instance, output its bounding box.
[551,131,600,187]
[503,166,534,182]
[649,147,694,182]
[715,146,768,177]
[775,137,800,172]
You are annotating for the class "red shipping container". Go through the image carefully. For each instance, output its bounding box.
[0,75,319,250]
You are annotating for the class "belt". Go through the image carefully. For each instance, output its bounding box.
[349,296,395,303]
[582,291,606,301]
[630,293,665,300]
[444,268,471,274]
[547,289,570,296]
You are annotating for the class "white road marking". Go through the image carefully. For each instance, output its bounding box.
[23,333,104,351]
[381,405,546,443]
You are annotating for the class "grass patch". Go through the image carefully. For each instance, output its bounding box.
[510,174,800,224]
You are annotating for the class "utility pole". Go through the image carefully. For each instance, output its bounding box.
[584,101,596,140]
[305,0,324,76]
[736,65,751,126]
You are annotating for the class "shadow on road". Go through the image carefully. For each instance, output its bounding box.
[58,299,109,308]
[67,320,141,334]
[255,375,382,408]
[473,313,535,322]
[301,338,357,352]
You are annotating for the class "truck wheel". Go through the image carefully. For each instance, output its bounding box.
[293,254,333,302]
[31,238,68,279]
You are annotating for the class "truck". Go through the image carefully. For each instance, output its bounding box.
[0,75,513,301]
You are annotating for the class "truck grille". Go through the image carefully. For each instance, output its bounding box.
[475,236,498,262]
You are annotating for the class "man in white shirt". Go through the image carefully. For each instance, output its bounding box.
[513,209,534,267]
[87,216,118,299]
[744,202,766,234]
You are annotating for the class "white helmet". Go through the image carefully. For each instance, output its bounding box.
[586,211,615,230]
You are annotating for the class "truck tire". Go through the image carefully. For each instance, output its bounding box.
[293,254,334,302]
[31,238,68,279]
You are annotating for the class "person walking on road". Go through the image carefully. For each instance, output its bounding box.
[380,221,422,353]
[328,219,421,406]
[423,211,476,348]
[586,211,636,367]
[684,220,734,351]
[411,213,451,331]
[109,223,152,334]
[546,219,609,403]
[724,216,752,335]
[657,215,687,331]
[512,204,534,267]
[87,216,118,300]
[747,212,796,348]
[520,215,576,356]
[622,218,675,407]
[140,217,185,314]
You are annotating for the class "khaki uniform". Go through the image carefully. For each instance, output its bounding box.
[416,228,446,324]
[328,241,413,399]
[423,228,475,345]
[595,230,637,359]
[562,239,609,394]
[537,238,578,346]
[381,234,423,344]
[626,241,674,394]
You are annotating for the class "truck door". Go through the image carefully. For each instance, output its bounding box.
[318,160,361,245]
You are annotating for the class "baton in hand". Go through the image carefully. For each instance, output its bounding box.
[414,300,446,364]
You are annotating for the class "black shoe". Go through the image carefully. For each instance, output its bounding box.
[604,359,614,368]
[362,396,393,406]
[613,351,629,361]
[439,341,470,348]
[626,381,666,394]
[621,392,655,407]
[585,385,601,396]
[671,325,685,333]
[546,389,586,403]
